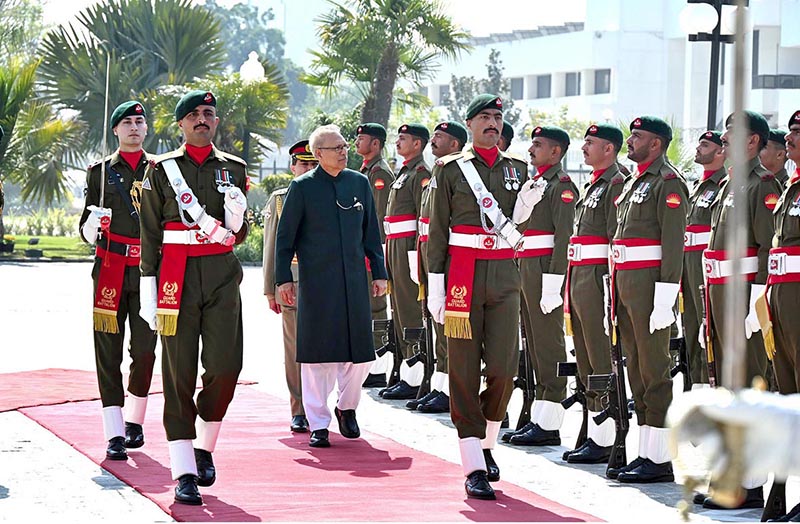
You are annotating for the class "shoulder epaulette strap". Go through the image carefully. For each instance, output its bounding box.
[611,173,625,186]
[416,163,430,173]
[661,160,682,181]
[271,187,289,197]
[501,150,527,163]
[157,150,184,162]
[434,151,464,167]
[559,173,571,183]
[219,150,247,166]
[88,154,114,170]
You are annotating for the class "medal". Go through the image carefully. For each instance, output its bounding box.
[505,182,511,190]
[513,181,519,190]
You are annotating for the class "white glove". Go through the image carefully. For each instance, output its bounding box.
[427,273,446,324]
[699,320,706,349]
[745,284,765,339]
[407,250,419,285]
[512,177,546,225]
[602,274,611,337]
[81,205,112,244]
[139,276,157,331]
[224,187,247,233]
[540,273,565,315]
[649,282,679,334]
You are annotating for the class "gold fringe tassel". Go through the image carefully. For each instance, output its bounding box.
[444,314,472,340]
[564,312,573,337]
[93,311,119,334]
[417,282,426,302]
[157,313,179,337]
[755,293,776,360]
[678,289,684,314]
[386,280,392,296]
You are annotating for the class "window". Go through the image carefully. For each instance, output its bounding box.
[510,77,524,100]
[536,74,551,99]
[594,69,611,94]
[565,72,581,96]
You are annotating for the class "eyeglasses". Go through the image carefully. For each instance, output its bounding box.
[317,143,349,153]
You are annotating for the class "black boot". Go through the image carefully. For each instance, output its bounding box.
[418,391,450,413]
[465,470,495,500]
[606,456,646,480]
[483,449,500,482]
[106,436,128,460]
[381,381,419,400]
[194,448,216,487]
[406,389,439,410]
[363,373,387,388]
[617,459,674,484]
[508,424,560,446]
[566,439,612,464]
[124,422,144,449]
[703,487,764,510]
[562,439,589,461]
[502,421,534,443]
[174,474,202,505]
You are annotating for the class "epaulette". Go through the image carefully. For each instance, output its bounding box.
[501,150,528,164]
[434,151,465,167]
[158,149,184,162]
[370,163,388,174]
[661,161,682,181]
[218,150,247,166]
[416,163,429,173]
[611,173,625,185]
[559,173,571,183]
[87,154,113,170]
[271,187,289,197]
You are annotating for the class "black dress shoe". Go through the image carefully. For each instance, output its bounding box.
[607,456,646,479]
[465,470,496,500]
[406,389,439,410]
[106,436,128,460]
[692,491,708,505]
[378,381,400,397]
[508,424,560,446]
[483,449,500,482]
[363,373,387,388]
[290,415,309,433]
[617,458,674,484]
[567,439,612,464]
[562,439,589,461]
[194,449,216,487]
[502,421,534,443]
[382,381,419,400]
[334,407,360,438]
[501,412,510,429]
[124,422,144,449]
[418,391,450,413]
[309,429,331,448]
[702,487,764,510]
[174,474,202,505]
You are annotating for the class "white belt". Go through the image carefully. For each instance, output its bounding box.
[704,256,758,279]
[418,220,430,236]
[684,231,711,248]
[383,219,417,235]
[612,245,662,264]
[448,232,513,250]
[520,234,555,251]
[568,243,609,262]
[163,230,216,245]
[768,253,800,276]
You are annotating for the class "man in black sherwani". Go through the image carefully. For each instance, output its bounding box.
[275,124,389,448]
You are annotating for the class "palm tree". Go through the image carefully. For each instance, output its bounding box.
[37,0,226,151]
[305,0,471,128]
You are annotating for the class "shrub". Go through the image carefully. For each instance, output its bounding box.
[234,223,263,264]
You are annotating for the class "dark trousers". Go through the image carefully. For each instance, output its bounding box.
[682,251,708,384]
[387,236,422,358]
[764,282,799,393]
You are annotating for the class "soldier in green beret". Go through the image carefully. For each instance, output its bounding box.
[427,93,533,499]
[695,110,782,509]
[508,125,578,447]
[139,89,250,505]
[407,120,468,414]
[498,121,514,152]
[760,129,789,186]
[263,140,318,434]
[355,123,396,388]
[380,123,430,400]
[77,100,157,462]
[608,116,688,484]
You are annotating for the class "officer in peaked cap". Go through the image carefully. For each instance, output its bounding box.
[498,121,514,152]
[760,129,789,186]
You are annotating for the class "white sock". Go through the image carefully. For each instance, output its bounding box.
[648,427,673,464]
[169,439,198,480]
[459,437,486,476]
[401,361,424,387]
[195,419,222,453]
[639,425,651,459]
[536,400,565,431]
[440,373,450,396]
[124,393,148,425]
[589,412,616,447]
[102,406,125,441]
[481,420,502,450]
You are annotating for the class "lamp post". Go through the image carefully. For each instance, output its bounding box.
[679,0,747,131]
[238,51,266,164]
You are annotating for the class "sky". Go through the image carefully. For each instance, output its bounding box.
[40,0,587,68]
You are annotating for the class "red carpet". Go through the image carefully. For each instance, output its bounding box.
[20,382,599,522]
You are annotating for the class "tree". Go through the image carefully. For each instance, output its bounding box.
[527,106,591,140]
[305,0,470,128]
[202,0,285,70]
[0,0,43,63]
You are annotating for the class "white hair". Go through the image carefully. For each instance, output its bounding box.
[309,124,343,151]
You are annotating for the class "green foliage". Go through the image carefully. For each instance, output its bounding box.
[0,0,43,63]
[4,209,80,237]
[444,49,521,125]
[0,57,38,166]
[260,174,293,198]
[527,106,592,140]
[234,223,263,263]
[303,106,364,170]
[0,234,93,259]
[202,0,285,69]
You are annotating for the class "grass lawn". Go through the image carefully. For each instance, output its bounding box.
[1,235,94,260]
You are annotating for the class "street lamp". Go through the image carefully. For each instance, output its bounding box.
[679,0,748,131]
[238,51,266,164]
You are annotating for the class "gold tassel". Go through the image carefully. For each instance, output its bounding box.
[755,292,776,360]
[678,289,684,314]
[417,282,426,302]
[564,312,573,337]
[157,313,179,337]
[93,311,119,334]
[386,280,392,296]
[444,314,472,340]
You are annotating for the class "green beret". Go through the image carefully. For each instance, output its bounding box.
[630,116,672,142]
[357,123,387,142]
[788,110,800,128]
[531,125,570,150]
[466,94,503,120]
[698,130,723,146]
[501,121,514,143]
[175,90,216,121]
[110,101,146,129]
[768,129,787,147]
[725,110,769,145]
[584,123,622,149]
[434,121,468,144]
[289,140,316,162]
[398,123,429,142]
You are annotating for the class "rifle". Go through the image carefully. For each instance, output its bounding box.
[558,360,587,453]
[587,274,630,475]
[514,305,536,430]
[669,336,692,392]
[403,322,434,400]
[761,481,787,522]
[698,284,717,388]
[373,319,401,388]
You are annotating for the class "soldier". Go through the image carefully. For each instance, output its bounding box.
[509,125,577,447]
[407,121,468,414]
[427,94,533,499]
[380,123,430,400]
[263,140,318,433]
[78,101,157,462]
[697,110,782,509]
[354,123,395,388]
[760,129,789,186]
[561,124,625,463]
[608,116,688,484]
[682,131,726,387]
[139,90,249,505]
[498,121,514,152]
